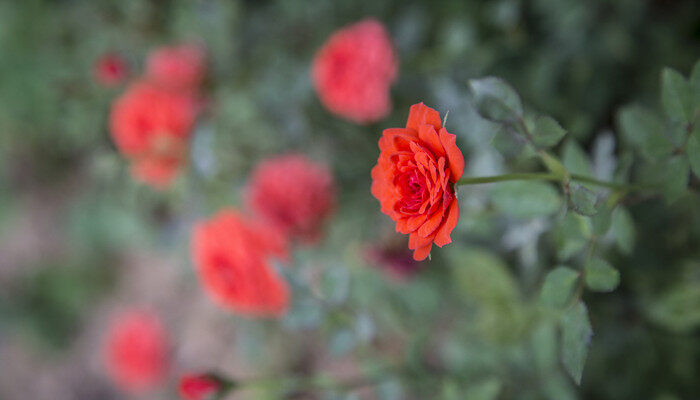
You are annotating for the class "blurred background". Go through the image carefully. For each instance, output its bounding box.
[0,0,699,399]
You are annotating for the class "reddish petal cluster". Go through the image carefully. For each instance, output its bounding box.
[312,19,398,124]
[146,44,206,91]
[246,154,335,243]
[179,374,222,400]
[103,310,169,392]
[94,52,129,87]
[109,43,206,188]
[110,81,197,187]
[191,209,290,317]
[371,103,464,261]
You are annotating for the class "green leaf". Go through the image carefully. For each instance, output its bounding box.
[662,156,689,203]
[562,139,593,177]
[534,116,567,148]
[532,321,558,371]
[491,181,562,218]
[540,267,580,309]
[618,106,673,161]
[554,214,592,260]
[646,280,700,333]
[569,183,599,216]
[687,125,700,176]
[689,59,700,112]
[611,207,635,254]
[561,302,593,385]
[661,68,694,124]
[449,247,519,304]
[468,77,523,123]
[463,378,502,400]
[591,202,613,235]
[584,257,620,292]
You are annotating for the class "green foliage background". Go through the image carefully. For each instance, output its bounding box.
[0,0,698,399]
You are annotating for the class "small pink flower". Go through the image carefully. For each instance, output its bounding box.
[94,53,128,87]
[103,310,169,392]
[312,19,398,124]
[146,44,206,91]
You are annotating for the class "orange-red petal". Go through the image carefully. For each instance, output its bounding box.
[433,199,459,247]
[413,244,432,261]
[438,128,464,182]
[406,103,442,132]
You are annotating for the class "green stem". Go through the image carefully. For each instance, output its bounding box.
[457,172,650,192]
[457,172,560,185]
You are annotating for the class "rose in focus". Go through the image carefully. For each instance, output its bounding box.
[371,103,464,261]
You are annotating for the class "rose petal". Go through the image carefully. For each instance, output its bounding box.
[412,244,432,261]
[418,124,445,157]
[406,103,442,132]
[433,199,459,247]
[409,232,434,250]
[438,128,464,181]
[417,209,444,237]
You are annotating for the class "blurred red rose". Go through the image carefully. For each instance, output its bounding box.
[246,154,335,243]
[109,81,197,188]
[191,209,290,317]
[371,103,464,261]
[179,374,221,400]
[94,52,128,87]
[312,19,398,124]
[146,44,206,91]
[103,310,169,392]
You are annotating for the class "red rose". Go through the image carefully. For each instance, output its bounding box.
[103,310,169,392]
[179,374,221,400]
[312,19,398,124]
[146,44,206,91]
[94,52,128,87]
[109,81,197,188]
[191,209,290,317]
[246,154,335,243]
[371,103,464,261]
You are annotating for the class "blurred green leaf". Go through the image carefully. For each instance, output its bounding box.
[584,257,620,292]
[534,116,567,148]
[540,266,580,309]
[463,378,502,400]
[611,207,635,254]
[646,280,700,333]
[691,59,700,110]
[491,181,562,218]
[661,68,694,124]
[662,156,689,203]
[562,139,593,177]
[554,213,591,260]
[569,183,599,216]
[686,125,700,176]
[532,321,558,371]
[591,202,613,235]
[449,247,519,304]
[618,106,673,161]
[561,302,593,385]
[468,77,523,123]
